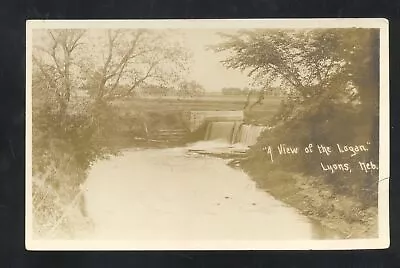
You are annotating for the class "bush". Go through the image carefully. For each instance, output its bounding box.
[32,100,120,238]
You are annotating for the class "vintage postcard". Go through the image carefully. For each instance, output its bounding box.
[26,19,389,250]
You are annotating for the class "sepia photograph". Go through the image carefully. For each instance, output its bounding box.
[25,19,389,250]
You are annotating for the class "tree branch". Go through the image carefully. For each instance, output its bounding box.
[98,30,145,100]
[123,61,160,97]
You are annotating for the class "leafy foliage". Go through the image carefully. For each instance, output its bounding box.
[80,29,189,100]
[214,28,379,118]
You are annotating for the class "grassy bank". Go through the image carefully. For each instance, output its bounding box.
[236,127,378,238]
[32,151,97,239]
[239,166,378,239]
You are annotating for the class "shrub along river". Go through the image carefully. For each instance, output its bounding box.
[83,138,341,241]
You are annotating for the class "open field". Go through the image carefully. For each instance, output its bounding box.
[113,95,283,114]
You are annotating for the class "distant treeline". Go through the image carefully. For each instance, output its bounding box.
[83,80,206,99]
[221,87,283,96]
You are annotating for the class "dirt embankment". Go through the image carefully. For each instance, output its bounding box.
[238,165,378,239]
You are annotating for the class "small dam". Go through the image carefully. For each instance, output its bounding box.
[204,121,267,147]
[183,110,268,148]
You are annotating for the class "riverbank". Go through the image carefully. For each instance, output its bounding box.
[32,170,95,239]
[237,164,378,239]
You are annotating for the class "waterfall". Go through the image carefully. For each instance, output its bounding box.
[234,124,267,146]
[204,121,237,143]
[204,121,267,146]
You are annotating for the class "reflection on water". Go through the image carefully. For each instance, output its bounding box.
[83,142,341,240]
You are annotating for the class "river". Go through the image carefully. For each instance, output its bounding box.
[83,140,339,241]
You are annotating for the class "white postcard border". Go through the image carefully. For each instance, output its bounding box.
[25,18,390,251]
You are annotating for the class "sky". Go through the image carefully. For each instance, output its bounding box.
[178,29,253,92]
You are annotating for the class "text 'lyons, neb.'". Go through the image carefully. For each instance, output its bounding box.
[261,142,378,173]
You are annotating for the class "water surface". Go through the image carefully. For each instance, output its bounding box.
[84,142,339,240]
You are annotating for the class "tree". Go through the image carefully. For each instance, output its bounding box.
[34,29,189,102]
[32,29,190,175]
[177,80,205,98]
[81,29,189,102]
[33,29,86,118]
[140,84,176,97]
[221,87,243,95]
[212,29,379,121]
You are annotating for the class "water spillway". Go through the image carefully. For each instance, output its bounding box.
[233,124,268,146]
[204,121,241,143]
[204,121,267,147]
[183,111,244,132]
